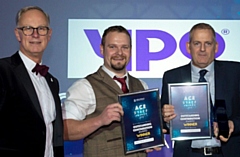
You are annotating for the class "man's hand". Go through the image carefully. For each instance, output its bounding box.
[145,129,167,153]
[214,120,234,142]
[162,104,177,123]
[98,103,124,126]
[145,147,162,153]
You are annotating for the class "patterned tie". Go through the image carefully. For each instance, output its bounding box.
[32,63,49,76]
[113,76,129,93]
[199,69,208,82]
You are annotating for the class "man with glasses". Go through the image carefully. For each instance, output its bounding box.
[0,6,63,157]
[17,26,50,36]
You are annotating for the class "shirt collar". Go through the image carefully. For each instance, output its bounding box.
[18,50,42,73]
[191,61,214,75]
[101,65,128,79]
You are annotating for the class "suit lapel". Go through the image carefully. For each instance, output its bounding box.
[97,67,123,94]
[11,52,44,120]
[214,60,225,99]
[181,63,192,82]
[45,73,61,116]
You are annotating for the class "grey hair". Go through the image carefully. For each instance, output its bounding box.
[189,23,216,42]
[15,6,50,26]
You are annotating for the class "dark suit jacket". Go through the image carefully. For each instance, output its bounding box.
[0,52,64,157]
[161,60,240,157]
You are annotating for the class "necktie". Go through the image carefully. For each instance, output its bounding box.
[198,69,215,135]
[113,76,129,93]
[199,69,208,82]
[32,63,49,76]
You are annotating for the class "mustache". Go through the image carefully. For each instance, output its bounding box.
[112,55,126,59]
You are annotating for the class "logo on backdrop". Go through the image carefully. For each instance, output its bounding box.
[68,20,239,78]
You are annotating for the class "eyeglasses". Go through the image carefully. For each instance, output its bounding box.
[17,26,50,36]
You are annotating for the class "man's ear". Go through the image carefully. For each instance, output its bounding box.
[100,44,104,56]
[47,28,52,41]
[14,28,21,42]
[186,42,191,54]
[215,42,219,54]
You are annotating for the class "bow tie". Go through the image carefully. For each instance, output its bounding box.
[32,63,49,76]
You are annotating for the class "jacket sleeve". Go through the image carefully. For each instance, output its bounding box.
[0,67,6,111]
[160,72,171,133]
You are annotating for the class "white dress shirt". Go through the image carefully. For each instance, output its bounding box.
[191,61,221,148]
[62,65,148,120]
[19,51,56,157]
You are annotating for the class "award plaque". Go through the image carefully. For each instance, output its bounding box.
[168,83,212,140]
[118,88,164,154]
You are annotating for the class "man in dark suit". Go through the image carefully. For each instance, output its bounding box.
[161,23,240,157]
[0,6,63,157]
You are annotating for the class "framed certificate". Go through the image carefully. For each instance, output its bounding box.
[168,83,212,141]
[118,88,164,154]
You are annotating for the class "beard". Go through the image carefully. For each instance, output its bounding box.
[111,61,127,71]
[110,55,128,71]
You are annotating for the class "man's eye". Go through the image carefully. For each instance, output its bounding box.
[38,27,46,31]
[122,46,129,49]
[193,42,200,46]
[205,42,212,46]
[109,45,116,48]
[24,27,32,31]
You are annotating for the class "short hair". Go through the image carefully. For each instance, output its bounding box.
[15,6,50,26]
[189,23,216,42]
[101,25,131,46]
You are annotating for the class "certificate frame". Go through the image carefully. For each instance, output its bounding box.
[118,88,164,154]
[168,82,212,141]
